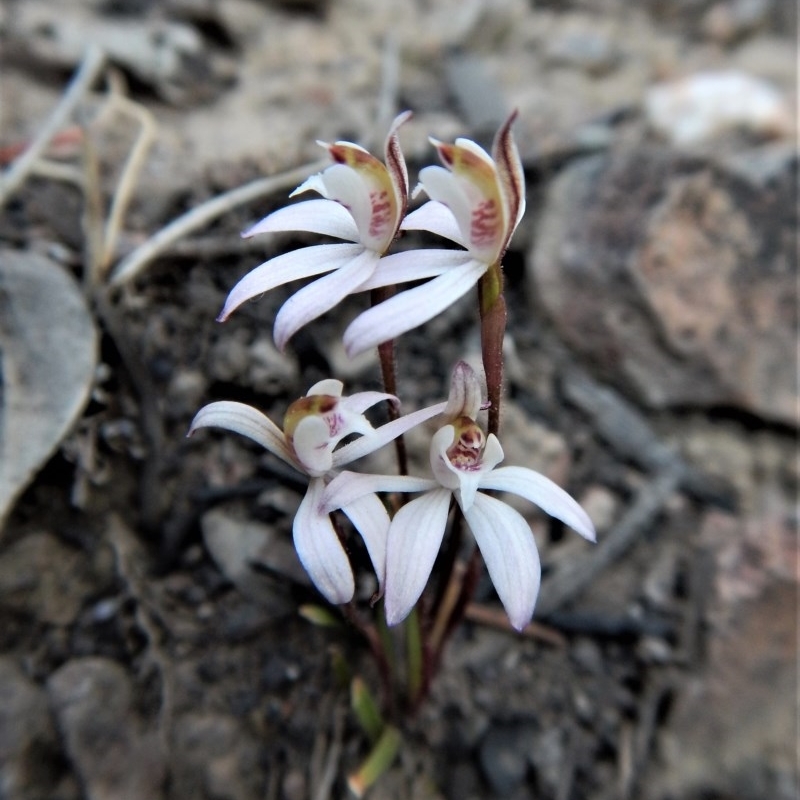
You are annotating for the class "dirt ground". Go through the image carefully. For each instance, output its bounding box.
[0,1,797,799]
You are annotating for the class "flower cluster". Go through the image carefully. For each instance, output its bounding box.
[190,112,595,631]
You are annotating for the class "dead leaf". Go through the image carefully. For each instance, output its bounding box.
[0,250,98,531]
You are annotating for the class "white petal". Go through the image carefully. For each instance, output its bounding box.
[292,415,335,476]
[429,425,461,491]
[188,401,298,469]
[463,492,541,631]
[343,259,487,356]
[384,489,452,626]
[340,492,391,589]
[415,166,473,246]
[384,110,412,208]
[356,249,472,292]
[491,110,526,237]
[332,400,448,467]
[323,471,438,512]
[242,198,359,242]
[481,434,505,471]
[315,163,373,245]
[401,201,467,248]
[478,466,596,542]
[273,248,379,350]
[218,243,363,321]
[306,379,344,397]
[293,478,355,604]
[341,390,398,415]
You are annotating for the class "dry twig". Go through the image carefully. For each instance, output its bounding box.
[0,46,106,205]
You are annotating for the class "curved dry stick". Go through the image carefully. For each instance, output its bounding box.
[0,46,106,206]
[108,158,329,287]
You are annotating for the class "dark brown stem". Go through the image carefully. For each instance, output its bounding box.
[478,265,507,436]
[370,287,408,475]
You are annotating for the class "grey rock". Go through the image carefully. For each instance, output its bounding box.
[0,657,61,800]
[47,658,166,800]
[171,713,265,800]
[530,147,797,426]
[0,532,99,626]
[479,723,535,795]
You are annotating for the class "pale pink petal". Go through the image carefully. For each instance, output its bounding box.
[243,198,359,242]
[343,258,487,356]
[443,361,484,420]
[384,110,412,209]
[429,425,461,491]
[491,110,526,239]
[273,248,380,350]
[218,243,363,321]
[332,400,448,467]
[480,434,505,471]
[414,166,473,246]
[188,401,298,469]
[384,488,453,626]
[314,163,373,246]
[478,466,596,542]
[356,249,472,292]
[306,379,344,397]
[340,492,391,590]
[323,471,438,512]
[293,478,355,604]
[401,201,467,248]
[292,415,337,476]
[341,390,398,415]
[463,492,541,631]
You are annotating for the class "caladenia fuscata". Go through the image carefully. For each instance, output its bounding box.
[189,111,596,792]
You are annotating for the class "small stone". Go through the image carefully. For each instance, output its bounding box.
[0,532,99,626]
[578,486,619,534]
[546,30,620,76]
[645,70,791,146]
[479,723,534,795]
[571,637,605,674]
[47,658,165,800]
[201,506,306,611]
[281,769,306,800]
[171,713,264,800]
[0,658,60,800]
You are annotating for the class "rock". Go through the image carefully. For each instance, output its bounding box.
[0,532,100,626]
[577,486,619,534]
[171,713,265,800]
[201,506,307,610]
[644,70,791,146]
[0,658,61,800]
[529,147,797,426]
[47,658,166,800]
[702,0,771,44]
[649,581,796,799]
[545,28,620,76]
[479,722,535,795]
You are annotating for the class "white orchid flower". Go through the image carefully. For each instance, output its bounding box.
[342,112,526,357]
[189,379,446,606]
[322,363,595,630]
[218,112,412,351]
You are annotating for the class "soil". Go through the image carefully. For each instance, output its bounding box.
[0,1,796,799]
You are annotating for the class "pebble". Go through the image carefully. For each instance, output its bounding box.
[46,658,166,800]
[479,723,534,795]
[645,70,791,146]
